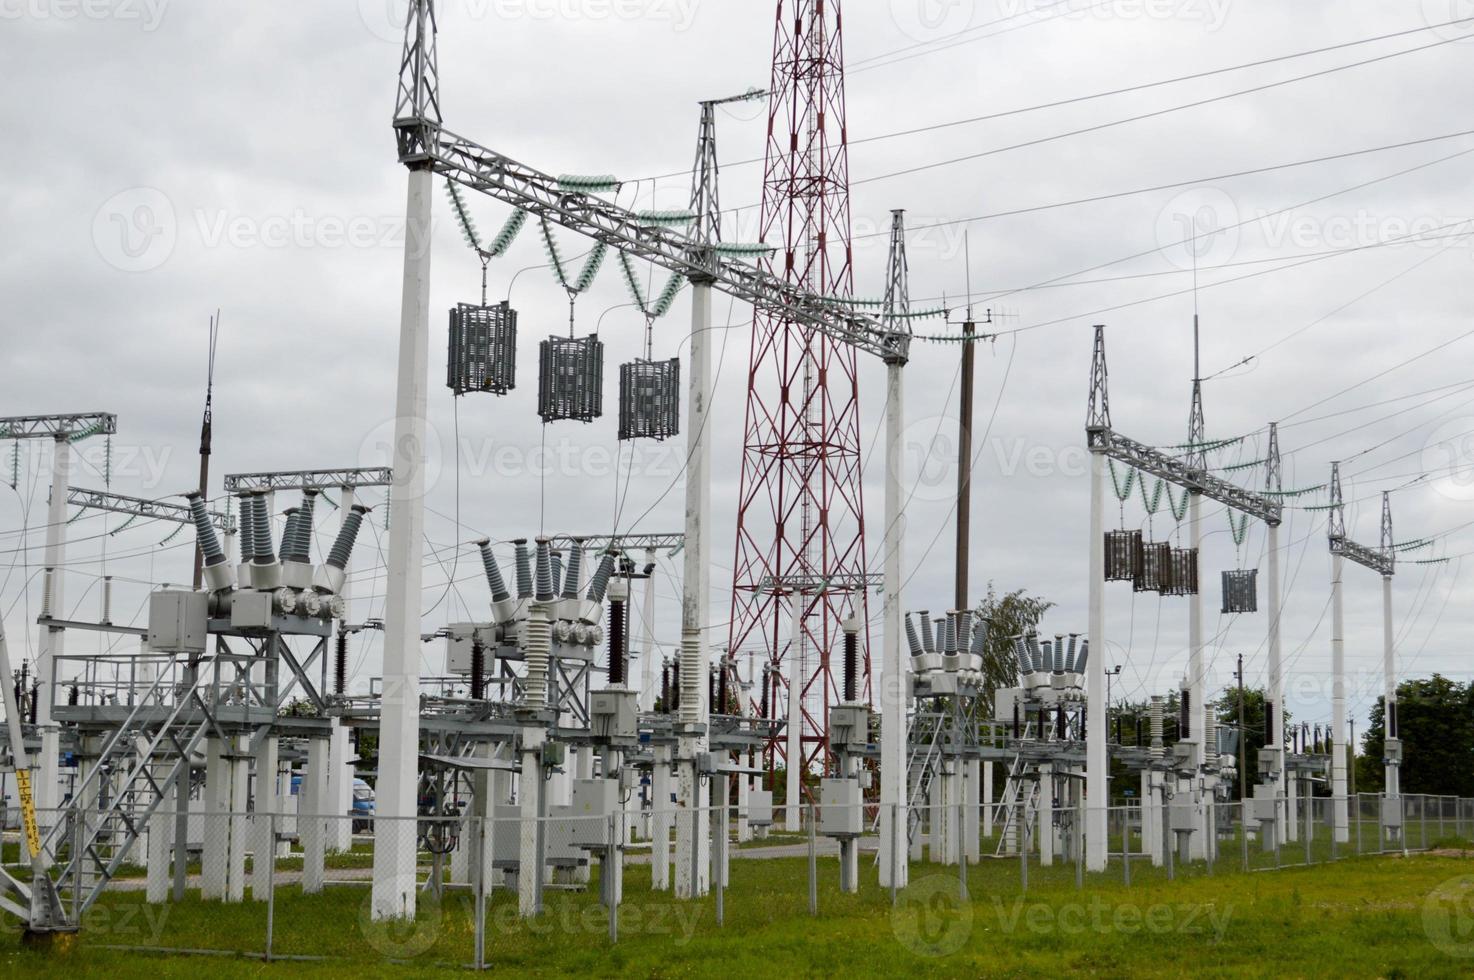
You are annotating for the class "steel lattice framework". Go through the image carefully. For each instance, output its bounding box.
[728,0,871,791]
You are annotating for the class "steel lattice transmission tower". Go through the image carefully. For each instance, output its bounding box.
[729,0,870,793]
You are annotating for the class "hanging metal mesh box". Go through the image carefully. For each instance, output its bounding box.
[1163,547,1200,597]
[618,358,680,441]
[1221,568,1259,613]
[447,302,517,395]
[1134,542,1172,594]
[538,334,604,423]
[1105,529,1143,582]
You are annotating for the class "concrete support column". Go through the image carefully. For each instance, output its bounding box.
[1039,765,1055,867]
[651,745,672,890]
[879,358,908,888]
[965,758,981,863]
[145,762,174,903]
[202,738,229,899]
[301,737,329,893]
[982,760,994,838]
[371,161,434,922]
[35,436,70,819]
[251,737,279,900]
[1331,554,1349,843]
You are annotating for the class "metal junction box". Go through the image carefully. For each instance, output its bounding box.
[828,704,869,751]
[569,778,620,848]
[818,778,863,837]
[590,688,638,741]
[229,590,274,631]
[445,622,496,674]
[148,590,208,654]
[747,789,774,827]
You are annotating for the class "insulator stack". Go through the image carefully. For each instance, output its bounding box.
[513,539,532,599]
[185,491,227,567]
[1149,696,1164,759]
[661,659,671,710]
[334,630,348,696]
[933,620,945,654]
[28,683,38,724]
[290,490,319,562]
[607,589,627,686]
[470,635,486,700]
[670,660,681,711]
[956,610,974,652]
[280,507,301,561]
[1053,635,1066,673]
[679,632,700,725]
[251,492,275,564]
[717,659,729,714]
[237,493,256,562]
[326,505,368,571]
[41,568,53,619]
[562,543,584,599]
[586,549,616,603]
[551,551,563,594]
[475,538,512,603]
[1180,688,1192,739]
[101,575,112,624]
[759,665,770,719]
[523,607,551,707]
[918,611,933,653]
[708,667,717,714]
[903,614,923,657]
[533,538,555,602]
[971,618,989,655]
[1265,700,1276,746]
[942,614,958,655]
[68,684,79,707]
[842,619,858,703]
[1163,547,1200,597]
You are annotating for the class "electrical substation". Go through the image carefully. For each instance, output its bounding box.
[4,1,1474,970]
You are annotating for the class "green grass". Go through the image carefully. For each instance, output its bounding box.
[2,839,1473,977]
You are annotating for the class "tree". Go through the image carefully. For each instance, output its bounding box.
[972,582,1053,715]
[1357,674,1474,797]
[1214,686,1276,801]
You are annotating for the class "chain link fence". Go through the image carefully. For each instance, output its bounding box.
[3,790,1471,966]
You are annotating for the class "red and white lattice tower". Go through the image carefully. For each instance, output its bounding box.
[729,0,870,795]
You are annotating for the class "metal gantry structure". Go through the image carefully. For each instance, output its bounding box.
[1085,325,1285,870]
[375,0,912,921]
[1326,464,1401,843]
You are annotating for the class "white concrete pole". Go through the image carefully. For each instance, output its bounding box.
[879,359,908,888]
[1039,763,1055,867]
[326,486,356,853]
[1188,490,1209,861]
[675,277,713,898]
[1267,522,1285,826]
[371,163,434,921]
[1331,554,1349,842]
[785,592,804,833]
[1382,574,1399,800]
[964,758,980,863]
[35,435,70,816]
[202,738,228,899]
[1085,449,1107,871]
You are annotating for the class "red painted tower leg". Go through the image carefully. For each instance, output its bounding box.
[729,0,870,807]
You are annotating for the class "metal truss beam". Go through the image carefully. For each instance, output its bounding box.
[223,467,394,492]
[1089,427,1283,527]
[756,572,882,595]
[64,486,233,532]
[544,533,684,553]
[0,413,117,439]
[414,126,909,364]
[1330,536,1394,576]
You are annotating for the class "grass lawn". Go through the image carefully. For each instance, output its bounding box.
[2,837,1473,977]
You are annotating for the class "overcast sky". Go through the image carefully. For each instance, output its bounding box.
[4,1,1474,741]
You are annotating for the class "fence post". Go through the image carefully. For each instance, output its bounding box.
[1240,803,1249,873]
[265,813,277,963]
[959,796,968,901]
[1422,796,1429,850]
[807,803,817,917]
[889,802,899,907]
[716,803,725,928]
[608,812,618,944]
[1355,794,1363,856]
[1074,806,1083,890]
[1304,797,1312,866]
[1122,808,1131,888]
[1018,800,1028,894]
[474,815,487,970]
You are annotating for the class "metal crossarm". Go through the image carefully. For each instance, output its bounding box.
[0,413,117,439]
[1330,536,1395,576]
[1091,429,1283,527]
[64,486,233,532]
[223,467,394,492]
[420,127,910,364]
